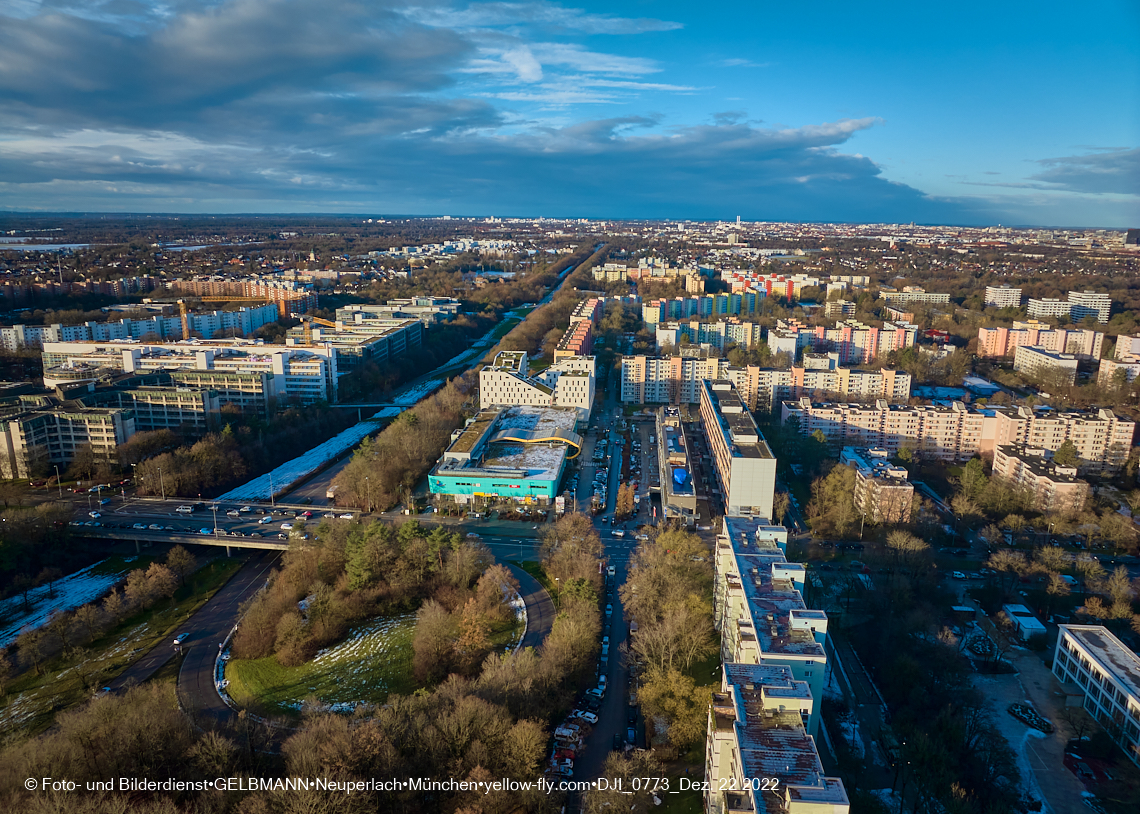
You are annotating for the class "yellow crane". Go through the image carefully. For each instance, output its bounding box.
[293,313,338,345]
[198,294,310,319]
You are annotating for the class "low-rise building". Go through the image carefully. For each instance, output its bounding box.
[1013,345,1079,385]
[479,351,594,420]
[839,447,914,523]
[428,406,581,506]
[657,407,699,525]
[992,445,1088,513]
[1052,625,1140,766]
[700,380,776,517]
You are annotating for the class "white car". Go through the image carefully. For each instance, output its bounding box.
[573,710,599,725]
[239,506,252,513]
[280,523,294,530]
[339,513,354,520]
[226,510,240,517]
[259,516,273,524]
[88,511,101,518]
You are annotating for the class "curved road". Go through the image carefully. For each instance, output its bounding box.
[507,564,556,650]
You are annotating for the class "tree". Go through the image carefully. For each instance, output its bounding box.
[166,545,197,587]
[17,628,46,676]
[1053,440,1080,468]
[615,483,636,519]
[958,457,988,501]
[772,491,790,524]
[988,549,1029,593]
[413,599,457,682]
[638,667,713,750]
[454,598,491,672]
[886,530,931,578]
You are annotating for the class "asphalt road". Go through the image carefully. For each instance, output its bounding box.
[107,551,280,695]
[508,565,556,650]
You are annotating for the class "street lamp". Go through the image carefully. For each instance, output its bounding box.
[212,504,219,536]
[53,465,62,498]
[364,476,370,513]
[158,468,166,501]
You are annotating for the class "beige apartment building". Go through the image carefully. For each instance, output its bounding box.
[478,351,595,421]
[782,400,1135,473]
[992,445,1088,513]
[620,353,910,412]
[977,320,1103,360]
[839,446,914,523]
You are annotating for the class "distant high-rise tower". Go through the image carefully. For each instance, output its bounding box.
[736,215,741,226]
[1126,228,1140,246]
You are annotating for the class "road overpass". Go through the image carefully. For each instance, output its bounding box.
[74,526,291,555]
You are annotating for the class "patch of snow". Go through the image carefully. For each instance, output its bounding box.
[0,560,130,648]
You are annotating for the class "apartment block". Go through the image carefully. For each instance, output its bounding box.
[781,398,987,462]
[1115,335,1140,358]
[620,354,910,412]
[713,517,828,736]
[824,299,856,319]
[839,446,914,523]
[881,286,951,305]
[172,277,318,316]
[1027,298,1071,320]
[1013,346,1079,385]
[569,297,604,326]
[1068,290,1112,323]
[1098,357,1140,387]
[1052,625,1140,766]
[990,406,1135,475]
[83,386,222,434]
[985,285,1023,308]
[0,407,136,478]
[700,380,776,517]
[479,351,595,420]
[554,320,593,361]
[977,320,1104,360]
[168,369,277,415]
[992,445,1088,513]
[655,318,763,351]
[0,304,278,349]
[706,663,848,814]
[641,293,762,326]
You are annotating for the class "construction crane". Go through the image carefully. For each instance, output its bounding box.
[177,299,190,341]
[198,294,311,319]
[293,314,338,346]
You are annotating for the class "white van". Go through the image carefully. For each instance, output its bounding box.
[176,505,194,514]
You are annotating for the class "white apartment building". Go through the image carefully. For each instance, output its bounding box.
[992,445,1088,514]
[706,663,848,814]
[824,299,856,318]
[336,297,460,326]
[1052,625,1140,766]
[989,406,1135,475]
[1098,357,1140,387]
[1013,345,1079,385]
[839,446,914,523]
[41,340,338,405]
[1068,290,1112,323]
[881,286,951,305]
[478,351,595,421]
[1115,335,1140,358]
[713,517,828,736]
[985,285,1023,308]
[1027,297,1071,319]
[699,380,776,517]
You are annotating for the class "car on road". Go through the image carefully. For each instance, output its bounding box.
[199,528,212,535]
[99,498,111,505]
[586,686,605,701]
[626,726,636,744]
[571,710,598,724]
[259,516,273,524]
[605,604,613,617]
[466,532,480,538]
[226,510,240,517]
[173,632,188,645]
[148,524,162,530]
[132,523,147,529]
[612,529,625,537]
[339,513,354,519]
[239,506,252,513]
[607,566,615,577]
[627,706,637,724]
[611,733,622,751]
[176,505,194,514]
[952,571,967,579]
[278,533,287,539]
[281,523,294,530]
[88,511,101,518]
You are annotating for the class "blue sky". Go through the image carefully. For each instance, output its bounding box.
[0,0,1136,226]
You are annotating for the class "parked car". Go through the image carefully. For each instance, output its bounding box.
[88,511,101,518]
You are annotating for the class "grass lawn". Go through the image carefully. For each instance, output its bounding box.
[225,613,417,716]
[656,782,703,813]
[491,317,524,340]
[0,557,241,737]
[512,559,558,599]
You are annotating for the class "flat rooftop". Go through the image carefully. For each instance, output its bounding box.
[702,380,774,459]
[1062,625,1140,700]
[437,405,579,480]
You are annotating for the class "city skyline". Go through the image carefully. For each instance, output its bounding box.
[0,0,1137,226]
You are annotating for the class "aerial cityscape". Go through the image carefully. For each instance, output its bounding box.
[0,2,1138,814]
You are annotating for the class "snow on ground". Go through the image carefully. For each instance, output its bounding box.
[391,378,442,406]
[838,714,866,758]
[217,408,401,501]
[0,559,132,649]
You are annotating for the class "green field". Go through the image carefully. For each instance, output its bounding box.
[225,613,418,716]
